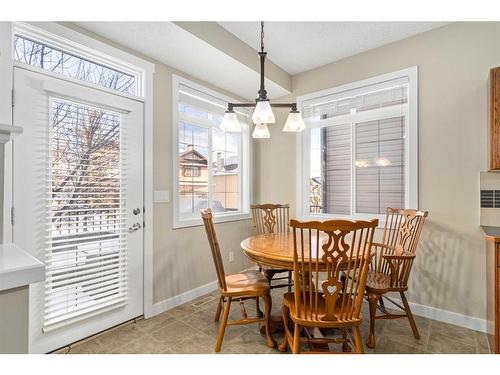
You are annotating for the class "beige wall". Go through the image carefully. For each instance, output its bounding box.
[152,64,254,303]
[256,22,500,320]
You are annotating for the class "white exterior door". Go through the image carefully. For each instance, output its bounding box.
[13,66,144,353]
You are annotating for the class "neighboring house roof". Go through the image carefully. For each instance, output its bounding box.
[179,147,208,165]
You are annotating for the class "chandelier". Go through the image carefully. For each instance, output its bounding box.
[220,22,305,138]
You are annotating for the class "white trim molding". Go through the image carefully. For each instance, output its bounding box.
[386,297,487,333]
[150,281,219,317]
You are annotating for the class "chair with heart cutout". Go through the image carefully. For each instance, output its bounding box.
[279,218,378,354]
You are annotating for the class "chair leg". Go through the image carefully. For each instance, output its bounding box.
[287,271,292,293]
[366,292,380,349]
[292,323,301,354]
[400,291,420,340]
[215,296,231,352]
[263,293,277,348]
[214,296,223,322]
[379,295,386,311]
[279,304,291,352]
[353,326,364,354]
[341,329,351,352]
[255,296,263,318]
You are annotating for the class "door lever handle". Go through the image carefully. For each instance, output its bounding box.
[128,222,142,232]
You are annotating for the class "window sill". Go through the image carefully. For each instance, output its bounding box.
[173,212,252,229]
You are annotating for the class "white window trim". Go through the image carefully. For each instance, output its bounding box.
[172,75,252,229]
[296,66,419,223]
[0,22,157,321]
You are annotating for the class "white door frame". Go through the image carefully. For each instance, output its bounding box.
[0,22,157,324]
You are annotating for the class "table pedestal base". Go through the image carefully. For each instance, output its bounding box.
[260,315,335,352]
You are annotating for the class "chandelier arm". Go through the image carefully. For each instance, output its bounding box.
[228,102,298,110]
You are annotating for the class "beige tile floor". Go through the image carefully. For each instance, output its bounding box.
[57,289,491,354]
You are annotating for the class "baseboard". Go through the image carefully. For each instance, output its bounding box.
[148,280,218,318]
[386,297,487,333]
[147,266,258,318]
[148,272,487,334]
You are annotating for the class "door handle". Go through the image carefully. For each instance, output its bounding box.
[128,222,142,232]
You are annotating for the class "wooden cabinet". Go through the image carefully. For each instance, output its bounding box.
[483,226,500,353]
[489,67,500,170]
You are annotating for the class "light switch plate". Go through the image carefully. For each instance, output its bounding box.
[154,190,169,203]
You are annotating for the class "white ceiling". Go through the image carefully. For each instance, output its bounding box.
[218,22,448,75]
[75,22,290,100]
[75,22,449,100]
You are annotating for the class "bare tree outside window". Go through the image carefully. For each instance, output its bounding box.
[45,98,127,325]
[14,35,137,95]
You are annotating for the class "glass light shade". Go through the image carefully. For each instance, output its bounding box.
[220,111,241,132]
[251,100,275,124]
[252,123,270,139]
[282,111,306,132]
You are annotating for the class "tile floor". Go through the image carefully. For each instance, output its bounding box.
[58,289,491,354]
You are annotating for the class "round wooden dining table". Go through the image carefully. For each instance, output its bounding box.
[241,232,296,269]
[240,231,332,270]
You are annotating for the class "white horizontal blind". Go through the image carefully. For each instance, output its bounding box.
[355,117,405,214]
[324,124,351,214]
[302,77,408,120]
[304,78,408,215]
[44,98,128,331]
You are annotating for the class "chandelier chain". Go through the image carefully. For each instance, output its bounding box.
[260,21,264,53]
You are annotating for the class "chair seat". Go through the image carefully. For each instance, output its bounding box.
[282,292,360,327]
[223,270,270,297]
[365,271,392,292]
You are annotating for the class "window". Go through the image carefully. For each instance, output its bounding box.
[13,31,139,96]
[173,76,251,228]
[297,67,418,220]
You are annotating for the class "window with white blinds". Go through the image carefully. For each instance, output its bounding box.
[173,76,251,228]
[44,98,127,330]
[299,68,418,219]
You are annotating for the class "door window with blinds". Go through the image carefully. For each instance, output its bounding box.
[173,76,251,228]
[299,68,418,219]
[45,98,127,329]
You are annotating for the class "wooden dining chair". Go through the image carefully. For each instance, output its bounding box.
[201,208,276,352]
[365,208,428,349]
[251,204,293,292]
[279,218,378,354]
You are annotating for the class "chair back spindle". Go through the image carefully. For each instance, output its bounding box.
[251,204,290,235]
[201,208,227,291]
[290,219,378,323]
